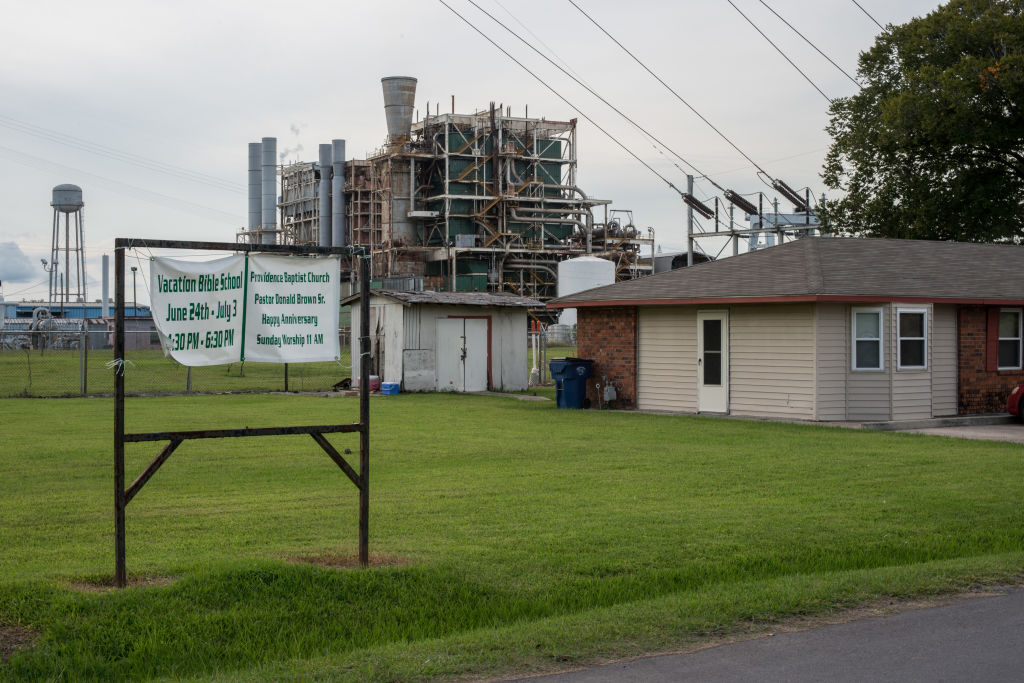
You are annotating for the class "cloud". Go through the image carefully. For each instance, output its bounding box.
[0,242,38,284]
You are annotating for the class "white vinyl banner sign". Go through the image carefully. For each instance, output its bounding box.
[151,255,245,366]
[243,255,340,363]
[150,254,340,366]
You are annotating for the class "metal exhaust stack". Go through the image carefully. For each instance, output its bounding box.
[381,76,417,141]
[248,142,262,235]
[381,78,417,246]
[318,144,333,247]
[332,139,346,248]
[261,137,277,245]
[102,253,110,318]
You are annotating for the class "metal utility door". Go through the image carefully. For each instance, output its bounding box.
[697,310,728,413]
[435,318,488,392]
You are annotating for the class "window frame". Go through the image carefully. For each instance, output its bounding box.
[851,306,884,371]
[896,307,928,371]
[998,307,1023,371]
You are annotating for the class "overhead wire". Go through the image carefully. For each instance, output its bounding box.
[850,0,885,30]
[725,0,833,103]
[0,114,245,193]
[0,144,244,226]
[436,0,686,197]
[464,0,724,193]
[566,0,774,181]
[757,0,862,88]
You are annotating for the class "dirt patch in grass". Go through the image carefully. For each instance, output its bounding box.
[290,553,410,569]
[0,625,38,663]
[66,575,178,593]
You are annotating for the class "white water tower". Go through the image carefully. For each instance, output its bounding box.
[47,184,87,313]
[557,256,615,326]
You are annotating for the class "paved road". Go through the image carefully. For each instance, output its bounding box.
[519,589,1024,682]
[906,423,1024,443]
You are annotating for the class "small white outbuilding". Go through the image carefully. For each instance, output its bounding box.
[342,290,542,392]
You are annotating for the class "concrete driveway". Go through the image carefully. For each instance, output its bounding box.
[519,588,1024,683]
[902,423,1024,443]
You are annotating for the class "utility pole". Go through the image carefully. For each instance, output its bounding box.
[686,174,694,267]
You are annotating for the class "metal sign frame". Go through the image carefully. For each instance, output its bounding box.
[113,238,370,588]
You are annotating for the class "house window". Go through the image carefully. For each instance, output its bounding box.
[998,308,1022,370]
[897,309,927,370]
[852,308,883,370]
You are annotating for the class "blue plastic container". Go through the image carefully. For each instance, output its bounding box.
[380,382,400,395]
[548,358,593,409]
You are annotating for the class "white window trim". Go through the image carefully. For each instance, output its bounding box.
[852,307,884,371]
[896,308,928,370]
[998,307,1023,371]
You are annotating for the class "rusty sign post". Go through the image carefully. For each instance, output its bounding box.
[113,238,370,587]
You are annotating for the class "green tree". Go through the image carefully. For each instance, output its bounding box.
[821,0,1024,242]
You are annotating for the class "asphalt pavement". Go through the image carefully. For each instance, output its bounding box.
[517,589,1024,682]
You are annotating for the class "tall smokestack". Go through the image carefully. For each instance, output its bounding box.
[318,144,333,247]
[101,253,110,318]
[248,142,262,236]
[261,136,277,245]
[381,77,418,141]
[332,139,346,248]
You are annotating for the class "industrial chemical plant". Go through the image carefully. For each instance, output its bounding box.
[242,76,655,303]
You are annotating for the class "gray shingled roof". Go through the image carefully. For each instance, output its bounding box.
[549,238,1024,307]
[342,289,543,308]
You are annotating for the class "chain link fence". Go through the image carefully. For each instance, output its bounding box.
[0,329,353,398]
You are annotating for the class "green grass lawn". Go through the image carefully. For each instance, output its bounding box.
[1,393,1023,680]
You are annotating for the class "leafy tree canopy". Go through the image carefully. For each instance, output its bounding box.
[821,0,1024,242]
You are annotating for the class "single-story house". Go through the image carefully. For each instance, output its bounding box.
[548,238,1024,420]
[343,290,542,392]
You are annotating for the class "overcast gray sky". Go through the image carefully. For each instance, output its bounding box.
[0,0,941,303]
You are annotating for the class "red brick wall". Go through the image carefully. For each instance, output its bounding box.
[958,306,1024,413]
[575,307,637,409]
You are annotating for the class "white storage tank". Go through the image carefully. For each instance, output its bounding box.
[557,255,615,326]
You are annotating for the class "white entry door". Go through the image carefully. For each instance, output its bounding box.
[435,318,489,392]
[697,310,729,413]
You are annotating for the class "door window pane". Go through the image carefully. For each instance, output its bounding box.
[704,352,722,386]
[703,320,721,352]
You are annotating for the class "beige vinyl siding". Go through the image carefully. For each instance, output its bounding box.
[890,304,932,421]
[931,304,958,416]
[730,304,816,418]
[847,304,891,421]
[637,307,697,412]
[815,303,848,421]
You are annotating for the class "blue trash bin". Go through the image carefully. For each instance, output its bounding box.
[549,358,593,409]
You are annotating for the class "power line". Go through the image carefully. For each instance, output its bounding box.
[0,114,245,193]
[566,0,773,181]
[465,0,720,191]
[436,0,685,197]
[757,0,861,88]
[850,0,885,30]
[725,0,833,103]
[0,144,244,226]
